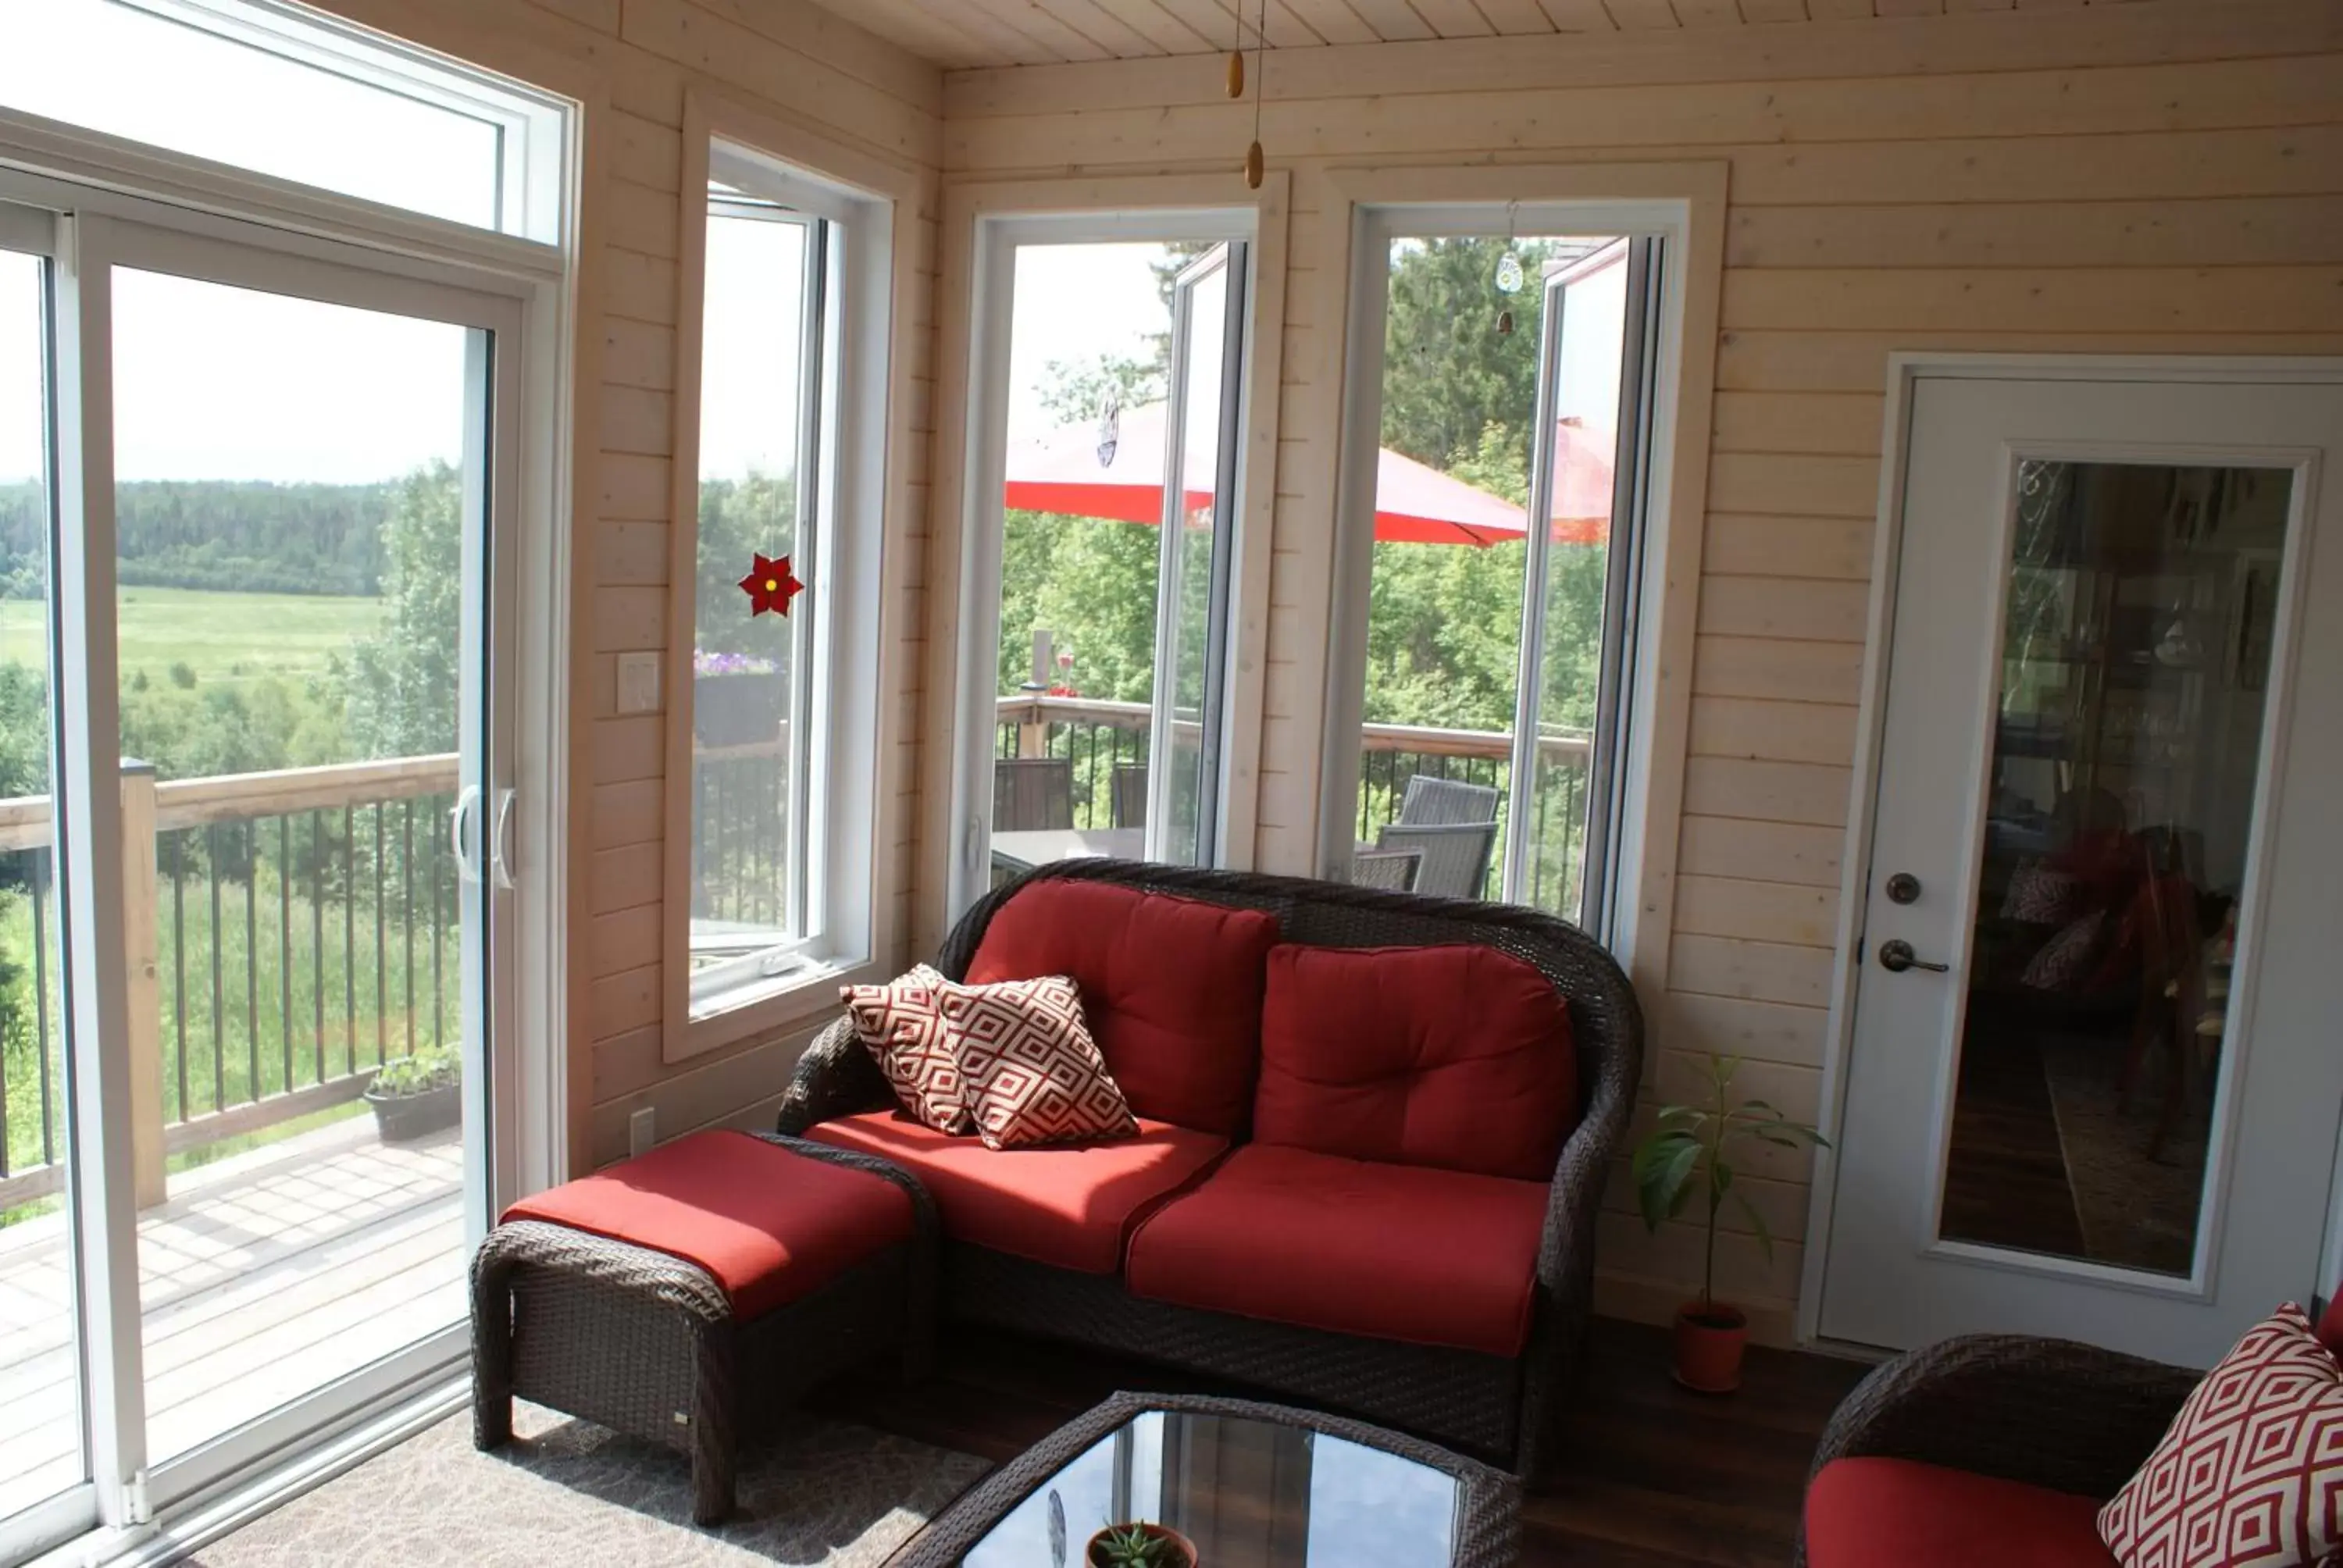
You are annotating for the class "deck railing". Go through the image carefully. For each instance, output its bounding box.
[992,693,1594,914]
[0,754,462,1214]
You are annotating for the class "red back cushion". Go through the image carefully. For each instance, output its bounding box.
[1252,943,1577,1182]
[965,880,1279,1136]
[2317,1291,2343,1359]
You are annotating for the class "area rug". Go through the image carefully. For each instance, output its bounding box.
[186,1403,990,1567]
[2040,1032,2209,1278]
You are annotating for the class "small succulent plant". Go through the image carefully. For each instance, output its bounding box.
[372,1046,459,1098]
[1090,1523,1176,1567]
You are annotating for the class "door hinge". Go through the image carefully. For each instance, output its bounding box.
[125,1467,152,1525]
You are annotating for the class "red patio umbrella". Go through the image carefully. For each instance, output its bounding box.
[1003,401,1541,547]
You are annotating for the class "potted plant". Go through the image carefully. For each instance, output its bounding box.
[1086,1520,1196,1568]
[365,1046,462,1142]
[1632,1053,1828,1393]
[691,650,784,749]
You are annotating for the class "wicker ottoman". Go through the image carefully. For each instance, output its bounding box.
[470,1130,935,1524]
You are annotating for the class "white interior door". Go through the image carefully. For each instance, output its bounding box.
[1821,367,2343,1365]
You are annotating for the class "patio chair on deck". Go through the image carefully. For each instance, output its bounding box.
[1400,775,1502,828]
[993,757,1075,832]
[1347,846,1424,893]
[1376,820,1498,900]
[1111,764,1148,830]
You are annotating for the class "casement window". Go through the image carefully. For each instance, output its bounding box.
[667,138,892,1054]
[0,0,563,241]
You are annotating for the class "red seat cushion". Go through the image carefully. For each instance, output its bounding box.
[804,1110,1227,1274]
[1124,1143,1549,1356]
[965,880,1279,1137]
[1253,943,1577,1181]
[501,1129,914,1320]
[1805,1459,2115,1568]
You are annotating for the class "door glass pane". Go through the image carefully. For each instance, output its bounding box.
[1352,233,1614,907]
[1157,253,1229,869]
[108,269,476,1463]
[0,248,84,1518]
[1524,244,1632,922]
[690,191,815,1015]
[1940,460,2292,1275]
[988,241,1211,886]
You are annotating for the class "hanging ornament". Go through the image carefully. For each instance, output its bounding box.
[1243,0,1266,190]
[737,551,804,617]
[1496,308,1514,336]
[1225,50,1243,99]
[1095,394,1122,469]
[1495,251,1524,294]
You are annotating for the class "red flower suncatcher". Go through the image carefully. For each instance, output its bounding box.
[738,552,804,616]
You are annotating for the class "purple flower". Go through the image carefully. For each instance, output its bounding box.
[693,650,778,676]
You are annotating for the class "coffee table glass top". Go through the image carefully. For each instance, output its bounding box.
[958,1406,1461,1567]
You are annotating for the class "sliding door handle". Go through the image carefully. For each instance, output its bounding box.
[449,784,483,886]
[490,787,518,891]
[1878,939,1949,975]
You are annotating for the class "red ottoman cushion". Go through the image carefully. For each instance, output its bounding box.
[966,879,1279,1136]
[804,1110,1228,1274]
[1125,1143,1549,1356]
[501,1129,913,1320]
[1805,1458,2115,1568]
[1253,942,1577,1181]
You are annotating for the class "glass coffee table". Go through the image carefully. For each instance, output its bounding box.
[885,1392,1520,1567]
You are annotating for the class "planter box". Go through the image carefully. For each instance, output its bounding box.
[695,671,785,749]
[366,1081,462,1143]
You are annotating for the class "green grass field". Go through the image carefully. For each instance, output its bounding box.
[0,587,383,687]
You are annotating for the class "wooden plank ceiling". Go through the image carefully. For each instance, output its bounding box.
[794,0,2166,70]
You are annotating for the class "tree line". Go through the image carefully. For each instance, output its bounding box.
[0,477,394,600]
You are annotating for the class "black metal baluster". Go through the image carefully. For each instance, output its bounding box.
[312,811,326,1084]
[344,803,355,1077]
[431,803,444,1049]
[31,851,53,1168]
[279,815,293,1096]
[403,800,415,1058]
[208,824,223,1113]
[374,804,386,1065]
[170,832,187,1124]
[244,821,259,1105]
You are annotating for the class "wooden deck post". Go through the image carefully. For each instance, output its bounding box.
[1018,630,1052,759]
[121,761,168,1210]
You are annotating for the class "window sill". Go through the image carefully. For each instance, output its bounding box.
[675,948,879,1062]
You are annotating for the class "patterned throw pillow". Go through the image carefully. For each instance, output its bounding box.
[840,965,971,1134]
[940,975,1136,1150]
[2099,1303,2343,1567]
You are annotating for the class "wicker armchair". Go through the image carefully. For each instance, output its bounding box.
[1797,1334,2198,1565]
[776,857,1643,1482]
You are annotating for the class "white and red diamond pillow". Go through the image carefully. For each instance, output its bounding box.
[840,965,972,1135]
[938,975,1136,1151]
[2099,1303,2343,1567]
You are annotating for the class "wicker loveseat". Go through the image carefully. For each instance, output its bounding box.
[775,857,1642,1480]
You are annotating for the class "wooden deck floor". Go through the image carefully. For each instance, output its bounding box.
[0,1114,464,1519]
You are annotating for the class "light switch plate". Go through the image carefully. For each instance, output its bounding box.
[628,1106,656,1156]
[616,651,662,715]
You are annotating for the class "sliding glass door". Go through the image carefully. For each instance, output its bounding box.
[0,199,517,1546]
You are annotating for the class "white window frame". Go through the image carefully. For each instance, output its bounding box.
[5,0,566,244]
[935,190,1287,925]
[662,101,900,1063]
[1304,166,1725,1007]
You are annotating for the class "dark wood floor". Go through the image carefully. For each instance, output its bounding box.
[818,1317,1874,1567]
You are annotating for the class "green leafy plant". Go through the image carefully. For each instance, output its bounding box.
[1632,1053,1828,1322]
[1089,1523,1176,1567]
[371,1046,458,1099]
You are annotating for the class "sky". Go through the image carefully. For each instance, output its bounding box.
[1005,242,1172,443]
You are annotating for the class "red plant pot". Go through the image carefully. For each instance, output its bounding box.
[1672,1300,1749,1393]
[1086,1522,1198,1568]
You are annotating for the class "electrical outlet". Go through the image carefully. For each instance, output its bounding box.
[615,651,662,715]
[628,1105,656,1156]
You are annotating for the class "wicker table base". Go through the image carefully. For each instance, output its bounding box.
[470,1135,936,1524]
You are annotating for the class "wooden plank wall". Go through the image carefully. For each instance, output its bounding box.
[938,0,2343,1340]
[306,0,945,1172]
